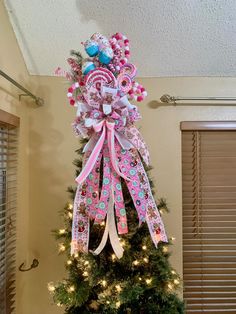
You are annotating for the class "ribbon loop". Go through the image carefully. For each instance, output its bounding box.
[76,119,130,184]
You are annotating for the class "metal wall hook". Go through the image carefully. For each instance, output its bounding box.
[19,258,39,272]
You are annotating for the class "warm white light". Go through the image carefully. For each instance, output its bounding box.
[143,257,149,263]
[67,260,72,265]
[83,271,88,277]
[168,283,173,290]
[101,280,107,287]
[159,209,163,215]
[47,282,55,292]
[84,260,89,266]
[171,270,176,275]
[57,303,62,307]
[145,278,152,285]
[106,300,110,304]
[162,246,168,253]
[100,221,105,226]
[68,285,75,292]
[68,212,73,219]
[170,237,176,241]
[74,253,78,258]
[133,260,139,266]
[116,301,121,308]
[111,254,116,261]
[68,204,73,210]
[120,240,126,247]
[115,284,122,292]
[142,245,147,250]
[59,243,66,252]
[138,277,142,281]
[59,229,66,234]
[174,279,180,285]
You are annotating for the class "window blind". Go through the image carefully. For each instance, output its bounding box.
[0,111,19,314]
[182,125,236,313]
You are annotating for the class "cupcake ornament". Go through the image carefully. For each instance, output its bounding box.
[98,46,114,65]
[84,39,99,57]
[82,61,96,75]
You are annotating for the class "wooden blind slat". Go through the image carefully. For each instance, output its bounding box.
[182,127,236,313]
[0,114,18,314]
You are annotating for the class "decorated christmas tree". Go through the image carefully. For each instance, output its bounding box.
[49,32,184,313]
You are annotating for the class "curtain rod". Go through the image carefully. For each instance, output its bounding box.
[160,94,236,104]
[0,70,44,106]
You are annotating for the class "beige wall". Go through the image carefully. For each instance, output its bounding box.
[2,2,236,314]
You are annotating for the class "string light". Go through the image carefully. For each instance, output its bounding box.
[100,221,105,226]
[174,279,180,285]
[171,270,176,275]
[138,277,142,281]
[57,303,62,307]
[106,301,110,304]
[101,280,107,287]
[116,301,121,308]
[84,260,89,266]
[68,285,75,292]
[168,283,173,290]
[170,237,176,241]
[115,284,122,292]
[133,260,139,266]
[111,254,116,261]
[67,260,72,265]
[143,257,149,263]
[162,246,168,253]
[83,271,89,277]
[47,282,55,292]
[68,204,73,210]
[68,212,73,219]
[59,229,66,234]
[59,243,66,252]
[120,240,126,247]
[159,209,163,215]
[145,278,152,285]
[142,245,147,250]
[74,253,78,258]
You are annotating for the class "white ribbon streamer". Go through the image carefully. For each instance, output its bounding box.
[92,186,124,259]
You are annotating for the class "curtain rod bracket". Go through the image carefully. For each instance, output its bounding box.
[0,69,44,106]
[19,93,44,106]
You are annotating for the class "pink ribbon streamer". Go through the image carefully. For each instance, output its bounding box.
[112,171,128,234]
[95,144,111,223]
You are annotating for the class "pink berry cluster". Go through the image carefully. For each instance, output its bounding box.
[108,32,130,73]
[129,82,148,102]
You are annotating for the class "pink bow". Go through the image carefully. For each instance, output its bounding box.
[76,119,129,184]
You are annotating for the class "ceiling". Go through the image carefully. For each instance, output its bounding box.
[4,0,236,77]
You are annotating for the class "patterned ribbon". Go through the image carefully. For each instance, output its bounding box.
[76,119,129,184]
[71,127,167,257]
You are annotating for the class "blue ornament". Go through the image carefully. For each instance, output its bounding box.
[85,43,99,57]
[84,39,99,57]
[98,47,113,65]
[82,62,96,75]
